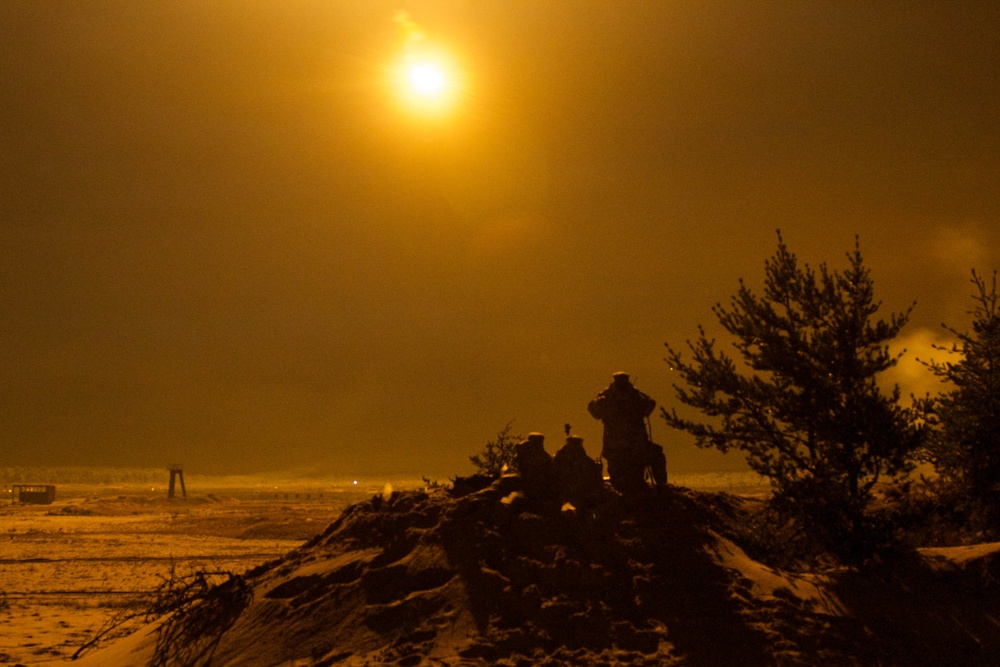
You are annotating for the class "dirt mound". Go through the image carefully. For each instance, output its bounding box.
[78,479,1000,666]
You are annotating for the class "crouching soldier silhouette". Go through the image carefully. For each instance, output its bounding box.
[553,433,605,510]
[514,433,557,502]
[588,372,667,494]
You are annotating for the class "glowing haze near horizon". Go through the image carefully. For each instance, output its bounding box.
[2,2,999,476]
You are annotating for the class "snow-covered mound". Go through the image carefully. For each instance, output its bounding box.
[77,479,1000,666]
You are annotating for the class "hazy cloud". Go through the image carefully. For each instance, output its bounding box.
[886,327,956,401]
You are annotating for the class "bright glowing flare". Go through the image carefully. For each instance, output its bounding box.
[390,11,462,117]
[406,59,448,98]
[391,47,461,117]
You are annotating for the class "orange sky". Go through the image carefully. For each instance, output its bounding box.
[3,1,999,476]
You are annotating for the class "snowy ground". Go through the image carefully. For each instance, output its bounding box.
[1,471,778,666]
[24,473,1000,667]
[0,479,392,665]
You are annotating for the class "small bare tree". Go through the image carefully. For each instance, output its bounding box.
[470,420,522,477]
[74,564,251,663]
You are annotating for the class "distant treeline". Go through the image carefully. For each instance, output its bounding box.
[0,466,164,485]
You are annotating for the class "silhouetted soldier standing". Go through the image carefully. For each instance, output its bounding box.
[588,372,667,493]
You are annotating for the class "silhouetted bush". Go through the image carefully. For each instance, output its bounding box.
[917,270,1000,536]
